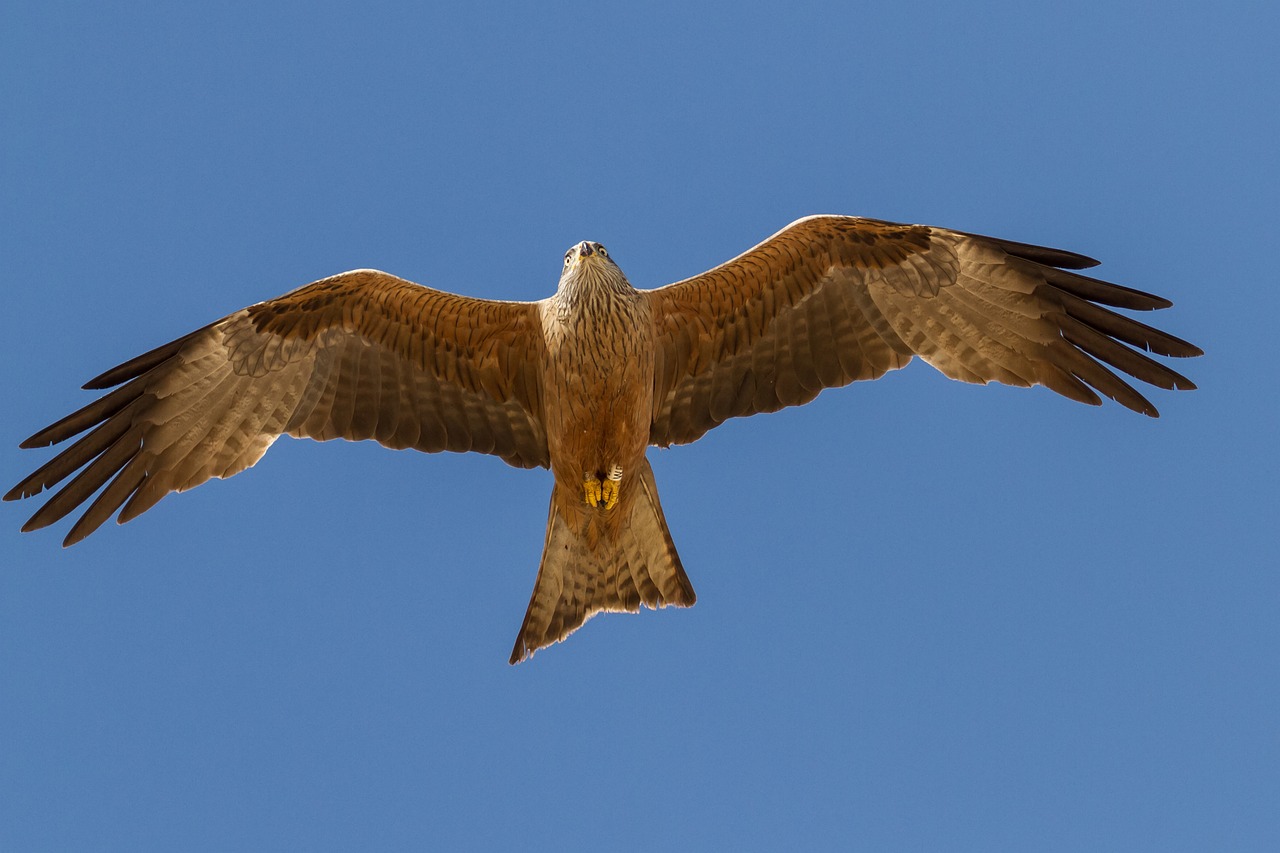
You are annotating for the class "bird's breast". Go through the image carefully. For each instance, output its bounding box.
[540,290,655,482]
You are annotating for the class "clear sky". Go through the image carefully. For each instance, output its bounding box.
[2,1,1276,850]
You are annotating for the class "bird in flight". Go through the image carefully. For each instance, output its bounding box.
[7,216,1201,662]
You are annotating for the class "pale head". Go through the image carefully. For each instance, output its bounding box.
[557,240,633,300]
[562,241,610,268]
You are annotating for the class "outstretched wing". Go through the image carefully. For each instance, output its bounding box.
[646,216,1201,446]
[7,269,549,545]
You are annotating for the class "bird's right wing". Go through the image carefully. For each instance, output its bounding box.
[8,269,550,545]
[645,216,1201,447]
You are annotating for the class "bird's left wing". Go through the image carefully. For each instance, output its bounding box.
[8,269,549,545]
[645,216,1201,446]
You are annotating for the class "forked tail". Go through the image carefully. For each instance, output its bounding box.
[510,457,696,663]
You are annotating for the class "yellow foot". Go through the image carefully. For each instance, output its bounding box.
[583,475,604,508]
[583,465,623,510]
[600,479,619,511]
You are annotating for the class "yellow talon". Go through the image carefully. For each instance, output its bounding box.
[583,466,622,510]
[601,478,619,510]
[583,476,604,508]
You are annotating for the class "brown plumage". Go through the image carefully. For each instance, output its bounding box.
[7,216,1202,662]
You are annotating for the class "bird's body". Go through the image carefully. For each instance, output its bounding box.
[522,242,693,662]
[8,216,1202,662]
[541,242,653,501]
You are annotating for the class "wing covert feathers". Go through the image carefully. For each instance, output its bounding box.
[8,270,549,544]
[647,216,1200,445]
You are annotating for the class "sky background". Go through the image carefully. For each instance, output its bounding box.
[2,1,1276,850]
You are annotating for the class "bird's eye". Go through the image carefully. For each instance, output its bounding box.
[598,246,608,258]
[564,252,572,265]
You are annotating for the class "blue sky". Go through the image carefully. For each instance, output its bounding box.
[2,1,1276,849]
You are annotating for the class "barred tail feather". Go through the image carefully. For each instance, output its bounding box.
[510,458,695,664]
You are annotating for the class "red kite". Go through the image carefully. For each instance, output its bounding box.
[8,216,1201,662]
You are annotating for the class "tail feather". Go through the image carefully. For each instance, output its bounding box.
[510,457,695,663]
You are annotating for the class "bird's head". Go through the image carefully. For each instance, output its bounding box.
[556,240,632,300]
[562,241,611,271]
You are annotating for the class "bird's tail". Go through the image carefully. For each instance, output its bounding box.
[509,457,696,663]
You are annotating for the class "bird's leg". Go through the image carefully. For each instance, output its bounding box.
[601,464,622,510]
[582,465,623,510]
[583,473,604,508]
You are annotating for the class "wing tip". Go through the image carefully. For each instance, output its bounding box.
[4,484,33,502]
[61,523,94,548]
[19,433,53,450]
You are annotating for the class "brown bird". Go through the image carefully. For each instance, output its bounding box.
[7,216,1201,662]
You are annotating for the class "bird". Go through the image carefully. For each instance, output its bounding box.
[7,215,1202,662]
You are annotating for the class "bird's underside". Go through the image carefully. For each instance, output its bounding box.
[7,215,1202,662]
